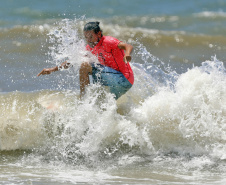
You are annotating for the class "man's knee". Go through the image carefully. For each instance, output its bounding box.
[79,62,92,75]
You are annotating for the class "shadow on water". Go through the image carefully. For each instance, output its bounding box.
[0,149,33,163]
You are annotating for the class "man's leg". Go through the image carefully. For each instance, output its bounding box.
[96,66,132,99]
[79,62,92,97]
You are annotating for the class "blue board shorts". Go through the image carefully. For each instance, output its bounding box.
[91,63,132,99]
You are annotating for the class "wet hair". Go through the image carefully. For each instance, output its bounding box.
[83,21,103,35]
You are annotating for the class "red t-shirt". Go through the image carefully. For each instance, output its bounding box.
[86,36,134,84]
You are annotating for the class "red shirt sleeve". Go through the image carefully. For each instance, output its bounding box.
[103,36,121,50]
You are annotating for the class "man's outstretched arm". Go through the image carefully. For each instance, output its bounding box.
[37,61,71,76]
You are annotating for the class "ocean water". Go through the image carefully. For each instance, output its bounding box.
[0,0,226,184]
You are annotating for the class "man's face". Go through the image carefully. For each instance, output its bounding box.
[84,30,101,48]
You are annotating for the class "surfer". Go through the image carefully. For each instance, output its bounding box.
[38,21,134,99]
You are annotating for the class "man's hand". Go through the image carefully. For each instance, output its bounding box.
[37,66,58,76]
[123,55,132,63]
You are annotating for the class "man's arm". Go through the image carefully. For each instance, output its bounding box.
[37,61,71,76]
[118,42,133,63]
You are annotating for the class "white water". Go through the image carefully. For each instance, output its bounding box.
[0,19,226,184]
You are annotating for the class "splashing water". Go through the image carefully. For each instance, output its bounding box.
[130,57,226,158]
[47,18,100,68]
[37,19,226,167]
[0,18,226,185]
[47,18,86,67]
